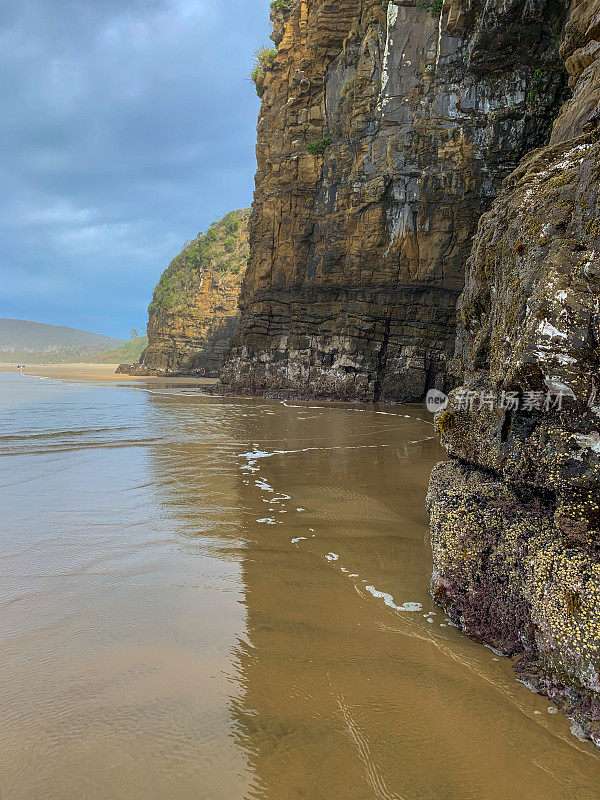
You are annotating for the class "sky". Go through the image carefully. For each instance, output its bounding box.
[0,0,269,337]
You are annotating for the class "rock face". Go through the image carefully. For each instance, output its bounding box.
[428,0,600,745]
[221,0,566,401]
[135,210,249,376]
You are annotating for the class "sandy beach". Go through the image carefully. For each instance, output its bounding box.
[3,370,598,800]
[0,362,218,384]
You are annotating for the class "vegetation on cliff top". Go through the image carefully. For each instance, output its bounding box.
[250,46,277,97]
[148,209,250,315]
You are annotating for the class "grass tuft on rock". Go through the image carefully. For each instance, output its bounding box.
[251,46,277,97]
[306,136,333,155]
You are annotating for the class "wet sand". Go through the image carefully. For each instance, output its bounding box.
[0,362,218,385]
[1,369,600,799]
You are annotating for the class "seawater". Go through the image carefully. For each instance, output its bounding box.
[1,371,599,799]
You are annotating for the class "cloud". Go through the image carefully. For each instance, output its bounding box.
[0,0,269,335]
[14,199,94,227]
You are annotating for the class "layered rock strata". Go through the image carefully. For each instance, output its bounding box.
[221,0,566,401]
[129,210,249,376]
[428,0,600,745]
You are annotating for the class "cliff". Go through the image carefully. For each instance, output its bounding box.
[221,0,566,401]
[427,0,600,745]
[130,209,249,376]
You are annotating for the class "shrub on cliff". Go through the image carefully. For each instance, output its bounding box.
[306,136,333,155]
[418,0,443,14]
[148,209,250,314]
[223,211,241,236]
[251,46,277,97]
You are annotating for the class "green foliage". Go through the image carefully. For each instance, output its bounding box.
[251,45,277,97]
[1,336,151,365]
[91,336,149,364]
[0,318,123,352]
[526,68,549,105]
[270,0,291,10]
[418,0,443,14]
[306,136,333,155]
[148,210,249,315]
[223,211,240,235]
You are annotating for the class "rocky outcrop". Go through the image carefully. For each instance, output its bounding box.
[128,210,249,376]
[221,0,566,401]
[428,0,600,745]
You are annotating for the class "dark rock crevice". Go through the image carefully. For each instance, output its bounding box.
[373,312,392,402]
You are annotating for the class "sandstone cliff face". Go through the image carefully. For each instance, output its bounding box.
[428,0,600,745]
[136,210,249,376]
[221,0,566,400]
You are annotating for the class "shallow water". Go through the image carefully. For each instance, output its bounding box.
[1,371,600,799]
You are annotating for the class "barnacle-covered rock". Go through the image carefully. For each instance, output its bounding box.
[428,461,600,746]
[428,0,600,746]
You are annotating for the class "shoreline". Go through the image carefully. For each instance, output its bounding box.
[0,362,219,385]
[4,361,598,751]
[1,362,434,414]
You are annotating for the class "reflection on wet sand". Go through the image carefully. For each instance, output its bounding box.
[2,373,600,799]
[146,391,600,799]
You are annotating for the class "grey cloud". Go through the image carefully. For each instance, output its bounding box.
[0,0,268,335]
